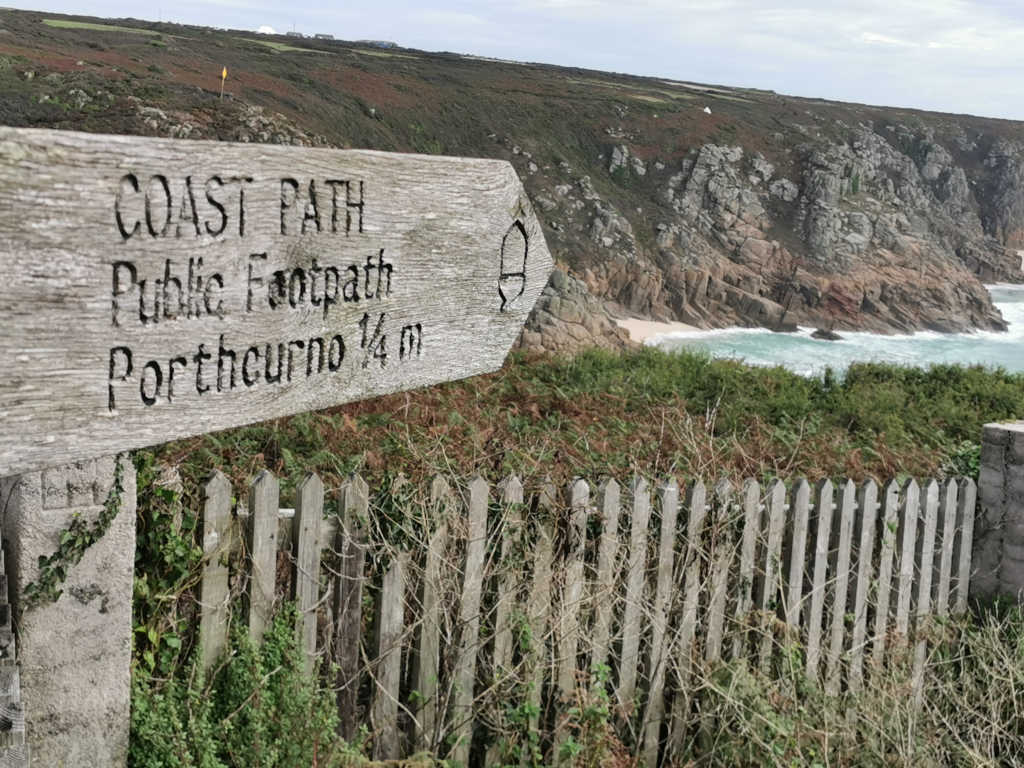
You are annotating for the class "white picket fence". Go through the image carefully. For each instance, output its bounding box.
[197,471,977,766]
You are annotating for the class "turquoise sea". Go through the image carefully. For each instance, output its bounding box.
[653,284,1024,376]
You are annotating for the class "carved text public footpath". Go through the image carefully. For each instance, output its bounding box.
[0,127,552,476]
[105,174,423,411]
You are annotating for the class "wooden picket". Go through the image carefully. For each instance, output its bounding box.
[335,476,368,740]
[198,471,232,672]
[293,473,323,674]
[195,469,979,767]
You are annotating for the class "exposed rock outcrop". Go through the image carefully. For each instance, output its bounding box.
[519,120,1024,348]
[516,269,634,355]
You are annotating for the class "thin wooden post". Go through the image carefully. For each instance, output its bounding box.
[522,482,556,766]
[911,480,939,708]
[667,479,708,760]
[895,480,920,639]
[642,479,679,768]
[704,480,734,664]
[731,479,761,661]
[486,475,525,767]
[871,480,901,668]
[492,475,525,675]
[415,476,452,751]
[784,479,811,631]
[335,475,369,740]
[933,479,959,618]
[372,551,408,761]
[805,479,834,680]
[618,476,651,716]
[553,480,590,764]
[953,479,977,614]
[247,470,279,643]
[293,473,324,674]
[199,471,232,671]
[848,479,879,693]
[591,478,621,673]
[758,479,787,673]
[824,479,856,696]
[451,476,489,766]
[557,479,590,698]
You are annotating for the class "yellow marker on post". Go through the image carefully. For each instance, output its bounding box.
[220,66,227,99]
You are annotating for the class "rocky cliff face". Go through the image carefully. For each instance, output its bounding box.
[513,122,1024,341]
[515,269,634,355]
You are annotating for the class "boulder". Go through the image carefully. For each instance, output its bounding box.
[811,328,843,341]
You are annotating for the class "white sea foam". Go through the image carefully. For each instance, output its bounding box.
[652,285,1024,376]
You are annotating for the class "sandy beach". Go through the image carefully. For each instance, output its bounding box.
[615,317,699,343]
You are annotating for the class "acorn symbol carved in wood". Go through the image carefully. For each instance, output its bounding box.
[498,219,528,312]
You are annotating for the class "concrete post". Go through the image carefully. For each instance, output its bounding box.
[975,422,1024,602]
[0,455,135,767]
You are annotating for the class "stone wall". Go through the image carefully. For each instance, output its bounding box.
[975,422,1024,601]
[0,456,135,767]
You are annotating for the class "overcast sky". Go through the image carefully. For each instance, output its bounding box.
[11,1,1024,120]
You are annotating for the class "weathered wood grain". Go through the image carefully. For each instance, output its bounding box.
[450,476,489,767]
[954,479,977,614]
[246,469,279,643]
[641,479,679,768]
[758,479,787,673]
[0,127,553,476]
[805,479,833,679]
[522,482,556,763]
[824,479,855,696]
[911,480,939,708]
[554,479,590,764]
[485,474,524,767]
[934,479,958,618]
[293,472,323,674]
[895,480,920,638]
[414,475,452,752]
[731,479,761,662]
[590,478,621,673]
[848,479,878,693]
[335,475,369,740]
[784,478,811,632]
[871,480,902,668]
[617,476,651,715]
[372,551,407,761]
[667,479,708,760]
[704,480,734,664]
[199,470,232,671]
[491,475,524,677]
[557,479,589,699]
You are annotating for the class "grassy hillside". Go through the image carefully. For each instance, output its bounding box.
[5,8,1024,341]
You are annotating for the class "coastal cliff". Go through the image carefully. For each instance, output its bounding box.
[3,8,1024,353]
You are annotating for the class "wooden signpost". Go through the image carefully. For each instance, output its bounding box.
[0,127,552,476]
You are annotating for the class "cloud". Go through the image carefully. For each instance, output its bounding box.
[257,24,275,34]
[860,32,919,48]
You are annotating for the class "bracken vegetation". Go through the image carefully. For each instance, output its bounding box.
[129,349,1024,767]
[151,348,1019,496]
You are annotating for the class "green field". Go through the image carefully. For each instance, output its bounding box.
[42,18,159,35]
[235,37,328,54]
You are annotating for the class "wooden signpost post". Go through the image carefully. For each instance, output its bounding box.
[0,127,552,476]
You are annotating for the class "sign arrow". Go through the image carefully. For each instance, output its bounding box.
[0,127,553,475]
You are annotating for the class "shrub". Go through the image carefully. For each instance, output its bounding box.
[130,605,362,768]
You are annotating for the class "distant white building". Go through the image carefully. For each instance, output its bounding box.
[286,31,304,38]
[314,33,334,40]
